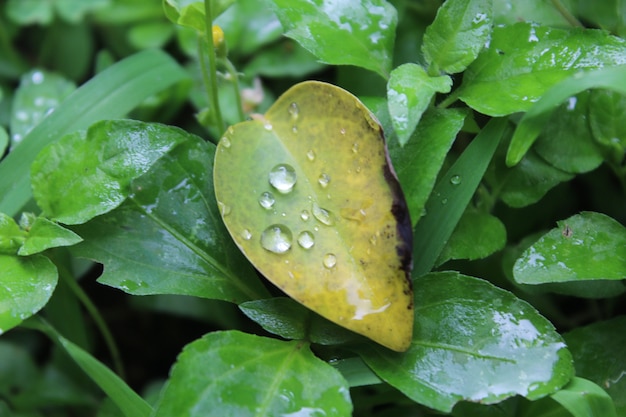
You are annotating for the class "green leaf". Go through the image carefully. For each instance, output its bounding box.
[0,341,39,399]
[163,0,235,33]
[422,0,493,74]
[332,357,382,388]
[458,23,626,117]
[359,271,574,413]
[571,1,626,38]
[6,0,53,25]
[513,212,626,298]
[412,118,509,277]
[265,0,398,78]
[0,254,57,334]
[589,89,626,165]
[437,210,506,265]
[54,0,111,23]
[564,316,626,416]
[31,120,189,225]
[493,0,571,27]
[214,81,413,352]
[153,331,352,416]
[9,69,75,149]
[71,137,269,303]
[18,217,83,256]
[0,213,26,254]
[551,377,618,417]
[244,40,326,78]
[0,127,7,156]
[0,49,189,217]
[387,63,452,146]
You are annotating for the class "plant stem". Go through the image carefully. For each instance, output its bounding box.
[221,58,246,122]
[202,0,226,134]
[551,0,584,27]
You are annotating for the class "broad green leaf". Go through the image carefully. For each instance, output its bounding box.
[6,0,53,25]
[0,49,189,217]
[507,65,626,166]
[0,213,26,254]
[153,331,352,416]
[422,0,493,74]
[0,255,57,334]
[589,89,626,165]
[31,120,188,225]
[265,0,398,78]
[564,317,626,416]
[493,0,571,26]
[534,92,603,174]
[10,69,76,149]
[18,217,83,256]
[244,40,326,78]
[514,212,626,298]
[359,272,573,413]
[128,22,175,49]
[214,81,413,352]
[71,137,268,303]
[436,210,506,265]
[387,63,452,146]
[572,0,626,37]
[163,0,235,33]
[458,23,626,117]
[551,378,618,417]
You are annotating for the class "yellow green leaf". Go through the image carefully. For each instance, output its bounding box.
[213,81,413,352]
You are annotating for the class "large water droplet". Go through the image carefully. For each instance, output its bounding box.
[259,191,275,209]
[261,224,292,254]
[241,229,252,240]
[306,149,316,161]
[318,173,330,188]
[218,201,231,216]
[450,175,461,185]
[312,202,334,226]
[288,102,299,119]
[323,253,337,268]
[269,164,297,193]
[297,231,315,249]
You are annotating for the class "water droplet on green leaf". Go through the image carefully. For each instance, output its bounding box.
[450,175,461,185]
[288,102,299,119]
[312,202,334,226]
[241,229,252,240]
[261,224,292,254]
[269,164,297,193]
[318,173,330,188]
[297,231,315,249]
[300,210,310,221]
[306,149,316,161]
[218,201,231,216]
[323,253,337,268]
[258,191,275,209]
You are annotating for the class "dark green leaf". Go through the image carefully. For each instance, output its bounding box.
[359,272,574,413]
[18,217,83,256]
[0,341,39,399]
[589,89,626,165]
[0,213,26,254]
[423,0,493,74]
[31,120,189,225]
[265,0,398,78]
[0,254,57,334]
[551,377,618,417]
[564,316,626,416]
[153,331,352,416]
[332,357,382,388]
[387,63,452,146]
[571,0,626,38]
[458,23,626,117]
[513,212,626,298]
[71,137,269,303]
[6,0,53,25]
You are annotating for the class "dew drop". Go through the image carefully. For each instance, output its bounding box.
[217,201,231,216]
[300,210,310,221]
[441,198,448,205]
[288,102,299,119]
[352,143,359,153]
[261,224,292,254]
[306,149,316,161]
[292,126,298,134]
[312,202,334,226]
[318,173,330,188]
[450,175,461,185]
[323,253,337,268]
[221,136,231,148]
[264,122,273,131]
[269,164,297,193]
[258,191,275,209]
[241,229,252,240]
[340,128,346,135]
[297,231,315,249]
[31,71,44,84]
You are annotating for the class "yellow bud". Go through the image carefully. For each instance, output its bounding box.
[212,25,227,57]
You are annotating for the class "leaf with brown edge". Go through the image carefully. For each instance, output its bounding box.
[213,81,413,352]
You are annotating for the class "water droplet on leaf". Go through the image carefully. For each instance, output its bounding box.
[306,149,316,161]
[264,122,273,131]
[300,210,310,221]
[318,173,330,188]
[297,231,315,249]
[259,191,276,209]
[450,175,461,185]
[352,143,359,153]
[269,164,297,193]
[288,102,299,119]
[218,201,231,216]
[261,224,292,254]
[312,202,334,226]
[323,253,337,268]
[221,137,231,148]
[241,229,252,240]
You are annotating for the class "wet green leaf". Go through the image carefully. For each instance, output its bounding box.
[71,137,268,303]
[163,0,234,33]
[551,378,618,417]
[493,0,571,26]
[265,0,397,78]
[18,217,82,256]
[422,0,493,74]
[0,213,26,254]
[214,81,413,352]
[31,120,189,225]
[387,63,451,146]
[0,254,57,334]
[437,210,506,265]
[458,23,626,117]
[153,331,352,416]
[564,317,626,416]
[10,69,76,149]
[589,89,626,165]
[513,212,626,298]
[359,272,573,413]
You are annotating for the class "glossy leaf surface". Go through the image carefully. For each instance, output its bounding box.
[458,23,626,116]
[422,0,493,74]
[387,63,451,146]
[359,272,573,413]
[18,217,83,256]
[163,0,234,33]
[31,120,188,225]
[72,136,268,303]
[153,331,352,416]
[265,0,397,78]
[513,212,626,297]
[214,81,413,352]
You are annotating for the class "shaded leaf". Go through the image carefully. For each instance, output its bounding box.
[422,0,493,74]
[18,217,82,256]
[71,137,268,303]
[0,254,57,334]
[458,23,626,117]
[513,212,626,298]
[265,0,397,78]
[551,378,617,417]
[359,271,574,413]
[589,89,626,165]
[387,63,452,146]
[31,120,189,225]
[493,0,571,26]
[214,81,413,352]
[244,41,326,78]
[153,331,352,417]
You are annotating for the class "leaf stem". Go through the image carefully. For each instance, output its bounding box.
[550,0,584,28]
[220,58,246,122]
[202,0,226,134]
